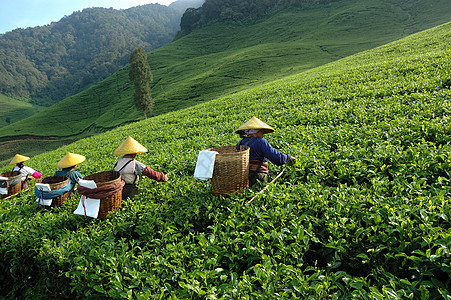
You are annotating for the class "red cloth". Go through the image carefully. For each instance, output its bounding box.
[78,181,125,199]
[142,166,167,182]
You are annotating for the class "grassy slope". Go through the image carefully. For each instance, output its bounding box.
[0,0,449,142]
[0,22,450,298]
[0,95,48,165]
[0,94,45,127]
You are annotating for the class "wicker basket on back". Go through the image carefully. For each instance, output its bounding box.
[0,171,22,199]
[83,170,122,219]
[38,176,70,207]
[207,145,250,196]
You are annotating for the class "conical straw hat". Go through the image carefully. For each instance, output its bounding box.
[235,116,275,135]
[114,136,148,155]
[9,154,30,165]
[57,152,86,168]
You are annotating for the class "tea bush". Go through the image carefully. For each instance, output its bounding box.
[0,22,450,298]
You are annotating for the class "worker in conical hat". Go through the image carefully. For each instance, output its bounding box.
[54,152,85,193]
[235,117,295,187]
[113,136,168,200]
[10,154,42,189]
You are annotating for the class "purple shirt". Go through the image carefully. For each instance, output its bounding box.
[238,137,291,165]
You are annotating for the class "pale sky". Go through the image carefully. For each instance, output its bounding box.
[0,0,176,34]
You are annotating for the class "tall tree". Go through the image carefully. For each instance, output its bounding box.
[129,48,153,119]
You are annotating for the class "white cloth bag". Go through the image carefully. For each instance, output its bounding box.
[0,176,9,195]
[73,179,100,218]
[194,150,218,180]
[35,183,53,206]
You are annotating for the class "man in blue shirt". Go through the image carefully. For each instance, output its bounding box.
[236,117,295,187]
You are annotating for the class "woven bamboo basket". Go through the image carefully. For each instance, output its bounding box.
[0,171,22,199]
[38,176,70,207]
[83,170,122,219]
[207,145,250,196]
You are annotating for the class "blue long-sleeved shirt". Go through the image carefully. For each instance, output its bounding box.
[54,167,83,186]
[237,137,291,165]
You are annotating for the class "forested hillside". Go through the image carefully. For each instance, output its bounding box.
[0,4,185,106]
[180,0,341,34]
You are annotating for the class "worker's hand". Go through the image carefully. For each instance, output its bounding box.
[287,157,296,166]
[162,174,169,182]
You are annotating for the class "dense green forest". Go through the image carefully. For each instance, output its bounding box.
[0,4,185,106]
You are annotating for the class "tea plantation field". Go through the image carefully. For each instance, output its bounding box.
[0,22,450,298]
[0,94,44,128]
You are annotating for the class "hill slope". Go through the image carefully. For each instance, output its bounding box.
[0,22,450,298]
[0,0,449,158]
[0,94,45,127]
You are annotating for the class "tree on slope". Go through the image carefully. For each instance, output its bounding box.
[129,48,153,119]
